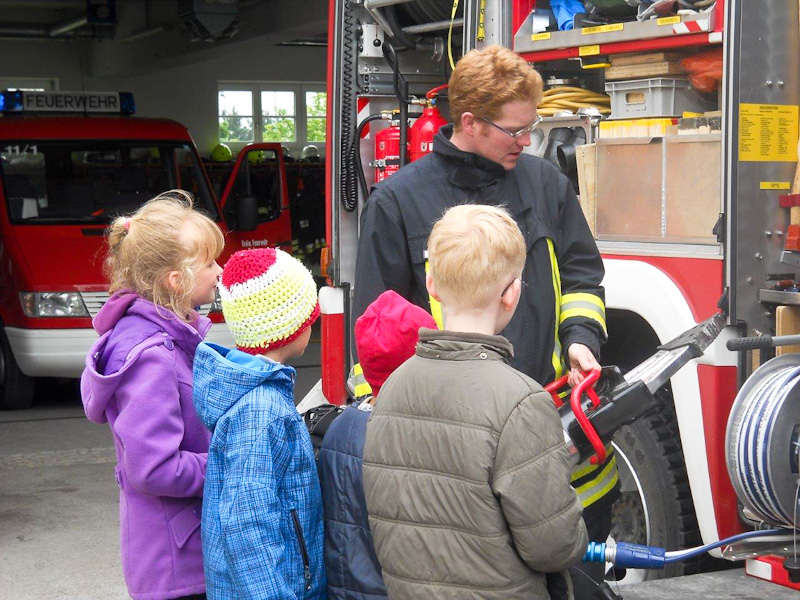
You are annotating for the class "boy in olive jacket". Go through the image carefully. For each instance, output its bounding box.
[362,204,588,600]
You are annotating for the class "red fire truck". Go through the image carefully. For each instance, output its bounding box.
[313,0,800,588]
[0,89,292,410]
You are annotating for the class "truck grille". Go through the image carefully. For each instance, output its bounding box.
[80,291,213,318]
[81,291,110,318]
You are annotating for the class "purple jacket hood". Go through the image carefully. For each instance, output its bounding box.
[82,291,211,424]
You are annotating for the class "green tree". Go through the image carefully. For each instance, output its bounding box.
[219,106,253,142]
[263,108,296,142]
[307,92,326,117]
[306,92,327,141]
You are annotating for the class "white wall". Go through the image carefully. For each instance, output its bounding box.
[0,36,326,155]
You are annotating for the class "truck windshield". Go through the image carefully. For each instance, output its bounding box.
[0,141,218,224]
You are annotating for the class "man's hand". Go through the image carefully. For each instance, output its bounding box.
[567,343,601,388]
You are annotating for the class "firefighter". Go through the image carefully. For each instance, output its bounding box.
[351,45,618,597]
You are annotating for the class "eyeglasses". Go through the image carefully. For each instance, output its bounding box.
[479,115,543,139]
[501,277,529,298]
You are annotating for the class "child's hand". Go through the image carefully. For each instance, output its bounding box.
[566,343,601,388]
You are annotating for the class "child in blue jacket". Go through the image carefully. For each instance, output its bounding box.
[193,247,326,600]
[317,290,436,599]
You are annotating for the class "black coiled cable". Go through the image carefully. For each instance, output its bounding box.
[340,0,359,213]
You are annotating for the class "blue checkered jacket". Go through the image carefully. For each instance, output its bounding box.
[193,342,326,600]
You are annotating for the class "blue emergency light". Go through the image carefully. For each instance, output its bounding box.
[0,91,135,115]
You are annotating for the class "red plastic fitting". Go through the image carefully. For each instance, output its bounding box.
[570,369,606,465]
[544,375,569,408]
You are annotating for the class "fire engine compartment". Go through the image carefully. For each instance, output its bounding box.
[324,0,800,592]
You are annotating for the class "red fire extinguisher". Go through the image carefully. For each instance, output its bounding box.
[374,116,403,183]
[409,84,448,163]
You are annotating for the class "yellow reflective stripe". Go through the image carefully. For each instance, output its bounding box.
[576,455,619,507]
[350,363,373,397]
[424,259,444,329]
[560,292,607,335]
[354,382,372,397]
[553,335,563,378]
[546,238,565,379]
[570,444,614,481]
[562,292,605,311]
[560,308,608,335]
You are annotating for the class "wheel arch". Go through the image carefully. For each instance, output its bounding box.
[602,258,722,545]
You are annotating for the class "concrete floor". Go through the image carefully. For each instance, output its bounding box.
[1,333,798,599]
[0,336,322,600]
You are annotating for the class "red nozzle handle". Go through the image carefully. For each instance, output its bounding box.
[426,84,448,99]
[569,369,606,465]
[544,375,569,408]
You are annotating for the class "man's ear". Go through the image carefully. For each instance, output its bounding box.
[461,111,477,137]
[425,271,441,302]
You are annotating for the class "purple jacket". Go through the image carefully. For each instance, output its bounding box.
[81,291,211,600]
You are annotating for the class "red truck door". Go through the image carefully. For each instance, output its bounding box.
[216,143,293,257]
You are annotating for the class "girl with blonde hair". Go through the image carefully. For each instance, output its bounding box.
[81,190,224,600]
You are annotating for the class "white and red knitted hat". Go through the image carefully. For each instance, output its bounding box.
[219,248,319,354]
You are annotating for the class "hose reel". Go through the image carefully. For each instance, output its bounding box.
[726,354,800,530]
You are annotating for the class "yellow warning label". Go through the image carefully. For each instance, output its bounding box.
[760,182,791,190]
[477,0,486,42]
[531,32,551,41]
[739,103,799,162]
[579,45,601,57]
[657,16,681,26]
[582,23,624,35]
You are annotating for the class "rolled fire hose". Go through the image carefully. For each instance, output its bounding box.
[539,86,612,117]
[725,353,800,530]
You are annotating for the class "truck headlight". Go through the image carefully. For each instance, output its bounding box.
[20,292,90,317]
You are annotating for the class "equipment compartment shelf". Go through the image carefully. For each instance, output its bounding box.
[513,0,723,62]
[759,290,800,307]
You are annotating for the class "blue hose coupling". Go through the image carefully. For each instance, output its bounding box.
[583,541,607,564]
[584,541,666,569]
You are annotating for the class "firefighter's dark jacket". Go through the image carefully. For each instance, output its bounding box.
[353,125,607,385]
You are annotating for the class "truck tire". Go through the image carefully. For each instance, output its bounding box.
[609,388,703,583]
[0,329,35,410]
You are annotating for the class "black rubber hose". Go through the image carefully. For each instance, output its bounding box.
[384,4,421,51]
[349,110,423,206]
[399,87,409,168]
[348,114,384,210]
[382,41,414,105]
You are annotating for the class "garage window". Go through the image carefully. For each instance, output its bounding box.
[306,91,326,142]
[262,90,296,142]
[218,90,254,143]
[218,82,326,158]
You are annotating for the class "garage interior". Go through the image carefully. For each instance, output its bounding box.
[0,0,328,156]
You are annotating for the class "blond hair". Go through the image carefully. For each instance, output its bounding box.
[448,45,543,130]
[427,204,525,308]
[104,190,225,321]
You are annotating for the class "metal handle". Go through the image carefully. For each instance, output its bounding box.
[726,334,800,351]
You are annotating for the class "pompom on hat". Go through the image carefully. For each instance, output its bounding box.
[219,248,319,354]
